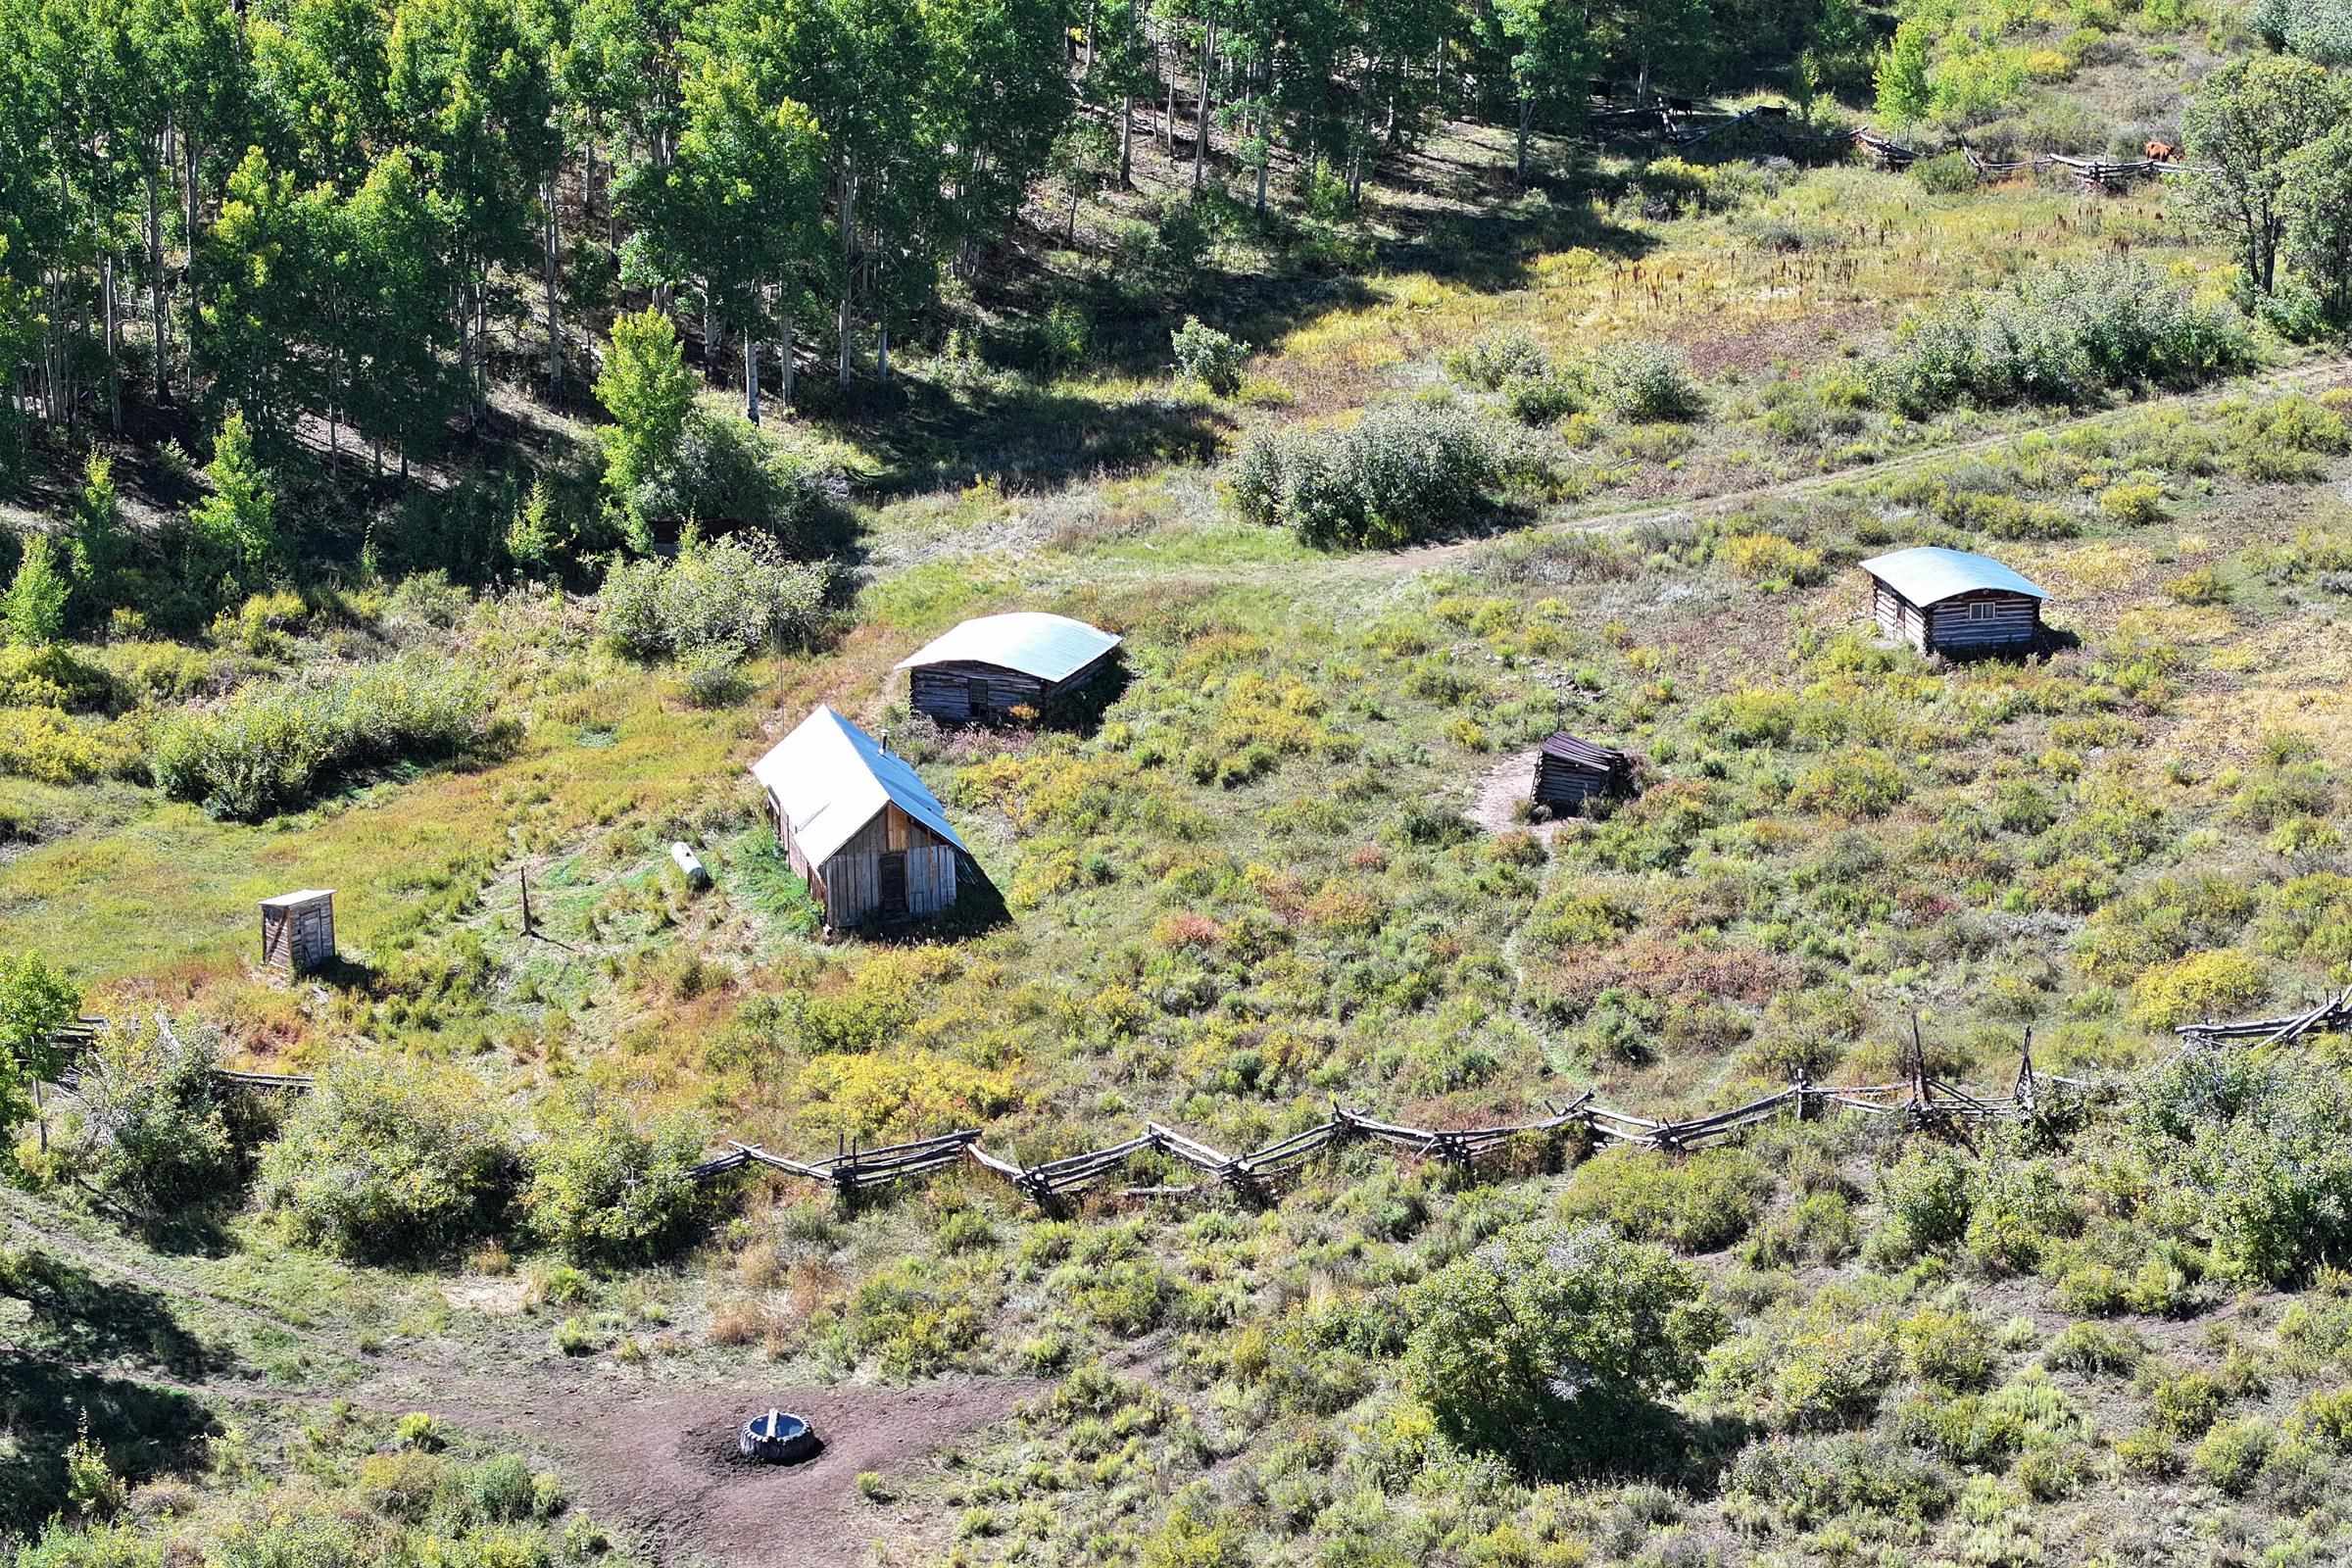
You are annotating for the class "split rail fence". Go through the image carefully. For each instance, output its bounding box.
[44,991,2347,1220]
[685,1031,2085,1215]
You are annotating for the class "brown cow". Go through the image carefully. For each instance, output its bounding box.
[2145,139,2178,163]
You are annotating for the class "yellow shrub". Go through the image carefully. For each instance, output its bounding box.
[1721,532,1827,589]
[2131,950,2267,1029]
[0,707,116,783]
[795,1050,1021,1139]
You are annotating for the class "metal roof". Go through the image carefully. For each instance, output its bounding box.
[893,612,1122,682]
[1860,546,2048,608]
[749,707,968,865]
[1540,733,1626,770]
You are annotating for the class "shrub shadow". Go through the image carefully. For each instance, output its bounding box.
[1,1249,231,1380]
[0,1351,220,1537]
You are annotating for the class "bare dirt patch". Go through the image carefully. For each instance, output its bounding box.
[433,1376,1042,1568]
[1470,748,1574,844]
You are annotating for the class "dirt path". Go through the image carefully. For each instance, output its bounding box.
[1369,353,2352,575]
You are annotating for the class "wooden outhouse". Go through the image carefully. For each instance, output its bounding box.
[1534,734,1633,814]
[261,890,336,973]
[896,612,1121,724]
[749,707,967,929]
[1861,547,2047,657]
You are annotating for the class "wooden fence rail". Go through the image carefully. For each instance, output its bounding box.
[686,1034,2085,1214]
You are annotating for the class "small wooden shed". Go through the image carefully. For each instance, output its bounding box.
[1534,734,1633,814]
[1861,547,2048,657]
[750,707,967,929]
[261,889,336,973]
[896,612,1122,724]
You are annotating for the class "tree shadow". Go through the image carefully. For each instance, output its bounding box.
[0,1352,220,1537]
[1,1249,232,1381]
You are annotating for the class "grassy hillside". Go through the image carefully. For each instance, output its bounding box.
[12,58,2352,1568]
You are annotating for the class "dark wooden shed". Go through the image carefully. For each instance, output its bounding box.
[1861,546,2048,657]
[750,707,967,930]
[1534,734,1633,814]
[896,612,1122,724]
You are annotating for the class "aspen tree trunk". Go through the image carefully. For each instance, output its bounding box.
[147,152,168,401]
[1164,67,1176,152]
[1119,93,1134,185]
[837,163,857,385]
[544,173,562,398]
[745,335,760,423]
[1192,18,1215,194]
[103,256,120,432]
[877,321,889,381]
[779,318,795,409]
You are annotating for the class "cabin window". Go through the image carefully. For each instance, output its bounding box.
[1968,601,1996,621]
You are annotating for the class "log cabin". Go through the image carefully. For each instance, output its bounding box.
[896,612,1121,724]
[1534,733,1634,814]
[749,707,967,930]
[1860,546,2048,657]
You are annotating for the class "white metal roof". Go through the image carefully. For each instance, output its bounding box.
[749,707,967,865]
[1861,546,2048,608]
[260,889,334,907]
[893,612,1121,682]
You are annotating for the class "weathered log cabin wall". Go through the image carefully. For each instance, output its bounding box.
[1535,754,1616,810]
[1874,581,2038,655]
[906,651,1116,724]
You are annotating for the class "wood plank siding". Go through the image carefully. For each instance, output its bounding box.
[1873,581,2038,656]
[1533,734,1632,813]
[766,796,959,929]
[907,652,1115,724]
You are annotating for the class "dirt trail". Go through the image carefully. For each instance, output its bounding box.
[1371,354,2352,575]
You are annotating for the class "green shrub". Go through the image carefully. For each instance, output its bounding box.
[1170,317,1248,396]
[2045,1321,2141,1375]
[1879,259,2251,416]
[1898,1309,1994,1391]
[595,533,828,663]
[1911,150,1979,194]
[1233,404,1496,549]
[1726,1432,1953,1528]
[1592,343,1705,421]
[2151,1369,2230,1438]
[1561,1145,1773,1252]
[2192,1416,2274,1495]
[521,1095,717,1269]
[1401,1222,1723,1477]
[466,1454,537,1524]
[150,653,491,820]
[1877,1146,1975,1256]
[1444,328,1550,391]
[69,1017,258,1230]
[257,1058,517,1262]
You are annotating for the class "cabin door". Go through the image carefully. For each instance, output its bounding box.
[879,852,908,915]
[965,675,989,716]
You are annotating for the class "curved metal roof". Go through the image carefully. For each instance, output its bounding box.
[893,612,1121,682]
[1860,546,2048,607]
[749,706,967,865]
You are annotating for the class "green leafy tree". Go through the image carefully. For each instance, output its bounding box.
[2,534,70,646]
[184,411,281,602]
[1874,19,1933,126]
[595,307,696,529]
[1400,1222,1724,1477]
[0,951,77,1148]
[1049,120,1118,242]
[68,453,128,617]
[2280,124,2352,317]
[1494,0,1592,182]
[2186,55,2352,294]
